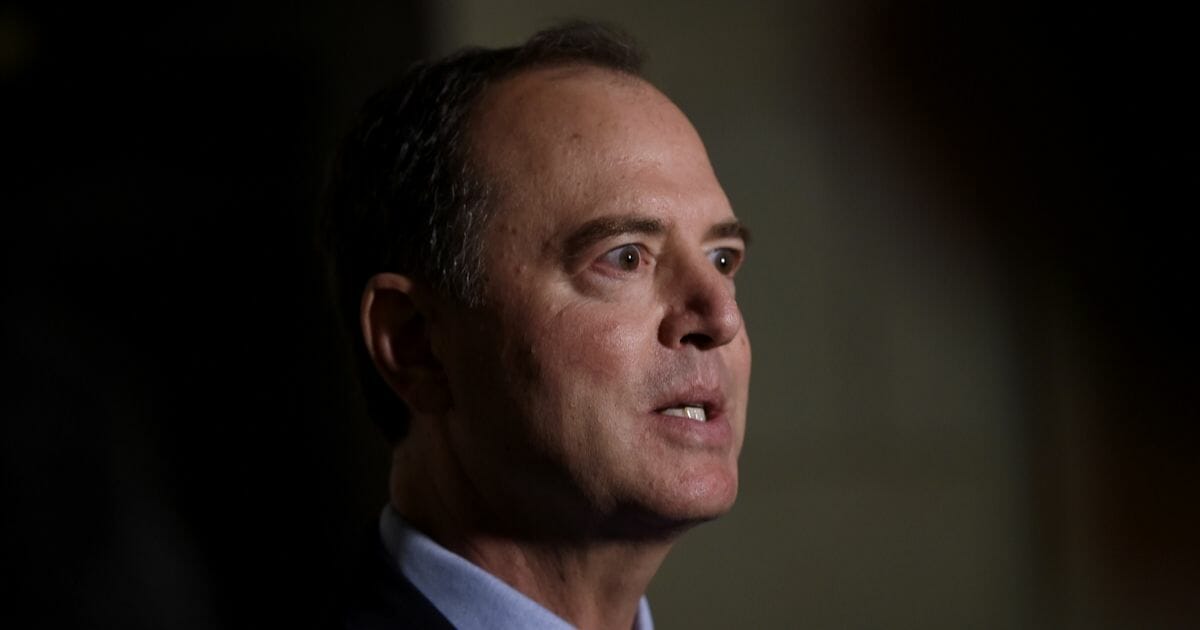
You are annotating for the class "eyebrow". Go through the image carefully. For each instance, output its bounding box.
[707,220,752,247]
[562,215,666,263]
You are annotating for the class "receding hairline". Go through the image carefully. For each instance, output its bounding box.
[461,61,661,206]
[510,60,645,85]
[459,63,684,303]
[468,61,651,133]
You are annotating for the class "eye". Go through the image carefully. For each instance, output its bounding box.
[709,247,743,276]
[597,244,646,274]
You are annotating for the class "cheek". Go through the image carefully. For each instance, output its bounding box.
[737,330,752,376]
[535,301,650,385]
[486,306,647,468]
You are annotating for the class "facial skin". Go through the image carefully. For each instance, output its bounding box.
[413,65,752,540]
[369,64,749,546]
[362,63,751,628]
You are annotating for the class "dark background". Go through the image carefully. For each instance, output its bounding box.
[2,2,1195,628]
[3,3,428,628]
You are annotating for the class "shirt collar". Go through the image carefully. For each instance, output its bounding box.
[380,506,654,630]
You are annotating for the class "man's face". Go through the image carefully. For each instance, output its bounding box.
[431,66,750,536]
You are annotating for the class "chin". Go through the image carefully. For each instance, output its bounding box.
[671,465,740,521]
[612,465,740,539]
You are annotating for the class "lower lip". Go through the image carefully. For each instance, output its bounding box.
[646,409,733,450]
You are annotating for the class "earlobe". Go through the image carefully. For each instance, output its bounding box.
[361,273,450,414]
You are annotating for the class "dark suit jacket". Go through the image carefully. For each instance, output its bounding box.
[343,530,455,630]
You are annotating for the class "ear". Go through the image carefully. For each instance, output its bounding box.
[361,273,450,415]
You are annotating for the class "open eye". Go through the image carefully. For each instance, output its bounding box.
[708,247,744,276]
[597,243,646,274]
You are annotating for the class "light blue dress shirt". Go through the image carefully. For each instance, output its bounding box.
[380,507,654,630]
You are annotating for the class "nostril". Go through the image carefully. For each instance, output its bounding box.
[680,332,715,349]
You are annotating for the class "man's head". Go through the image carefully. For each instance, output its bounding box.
[324,22,645,441]
[324,23,750,538]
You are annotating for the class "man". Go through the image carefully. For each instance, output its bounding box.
[324,22,751,630]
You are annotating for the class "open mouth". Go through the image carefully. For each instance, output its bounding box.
[657,404,708,422]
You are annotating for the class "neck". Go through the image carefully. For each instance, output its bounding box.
[390,441,677,630]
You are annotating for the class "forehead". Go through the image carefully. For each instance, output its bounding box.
[467,65,730,233]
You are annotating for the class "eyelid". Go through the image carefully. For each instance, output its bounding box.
[708,244,746,276]
[592,242,652,276]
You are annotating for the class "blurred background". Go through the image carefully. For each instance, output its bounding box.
[2,1,1195,628]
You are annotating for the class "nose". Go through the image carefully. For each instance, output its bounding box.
[658,253,743,350]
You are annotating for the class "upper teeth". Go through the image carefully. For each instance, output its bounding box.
[662,405,707,422]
